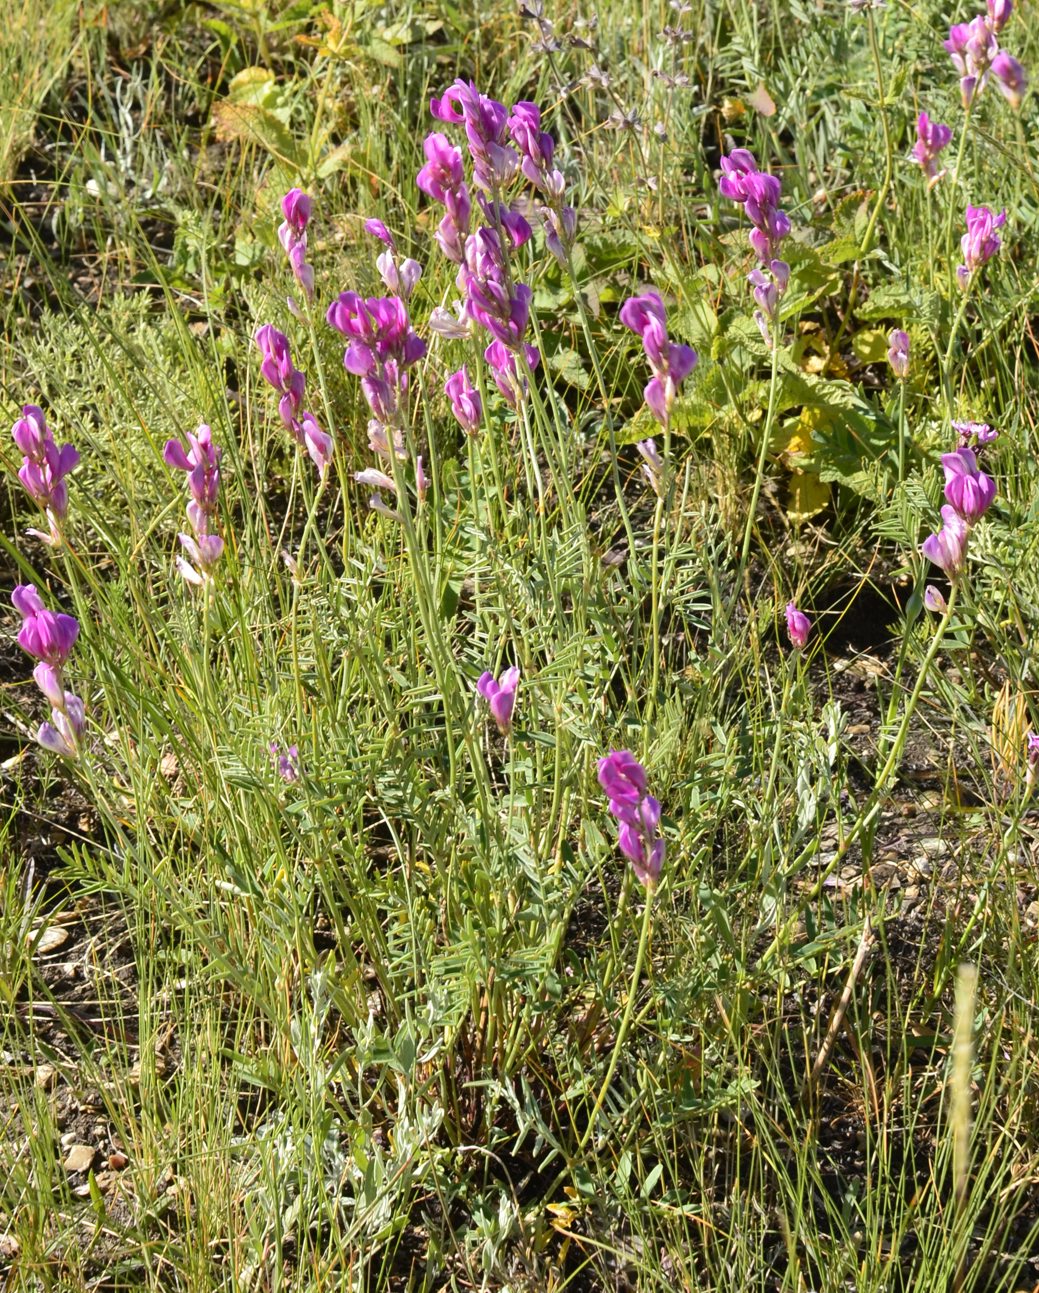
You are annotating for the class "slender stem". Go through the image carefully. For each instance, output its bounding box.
[577,883,656,1151]
[731,324,782,612]
[897,375,908,484]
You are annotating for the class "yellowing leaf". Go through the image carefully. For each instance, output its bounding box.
[786,470,831,519]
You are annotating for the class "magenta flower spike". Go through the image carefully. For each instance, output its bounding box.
[277,188,314,302]
[11,404,79,546]
[717,150,791,337]
[957,205,1006,287]
[785,602,812,651]
[911,113,953,188]
[888,329,910,379]
[164,424,225,585]
[12,585,79,666]
[597,750,665,888]
[941,447,996,522]
[1028,732,1039,766]
[922,504,970,577]
[619,290,697,428]
[445,366,483,435]
[476,665,520,734]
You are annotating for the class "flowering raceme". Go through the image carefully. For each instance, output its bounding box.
[717,148,791,344]
[164,424,225,586]
[11,405,79,546]
[619,291,697,430]
[278,187,315,303]
[445,366,482,435]
[921,437,997,582]
[12,585,85,758]
[944,0,1026,110]
[598,751,665,888]
[910,113,953,187]
[887,330,910,379]
[254,325,333,476]
[957,204,1006,287]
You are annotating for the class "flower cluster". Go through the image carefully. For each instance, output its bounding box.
[953,419,998,447]
[910,113,953,188]
[327,274,427,516]
[508,101,576,266]
[619,290,697,435]
[598,750,665,888]
[944,0,1026,110]
[12,585,84,757]
[254,325,333,477]
[957,204,1006,288]
[1027,732,1039,794]
[717,148,791,346]
[922,436,996,580]
[417,133,472,265]
[278,188,315,304]
[420,81,576,408]
[476,665,520,734]
[11,405,79,547]
[445,366,482,435]
[163,424,225,586]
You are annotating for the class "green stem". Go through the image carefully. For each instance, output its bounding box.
[577,884,656,1151]
[731,324,782,612]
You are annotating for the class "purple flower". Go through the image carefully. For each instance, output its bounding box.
[888,329,910,379]
[785,602,811,651]
[911,113,953,187]
[941,447,996,522]
[637,439,664,497]
[987,0,1012,31]
[485,340,539,408]
[281,188,311,235]
[165,425,225,585]
[445,366,482,434]
[957,204,1006,287]
[924,585,948,613]
[945,16,999,107]
[476,665,520,733]
[164,424,222,529]
[922,504,970,577]
[270,742,300,784]
[11,404,79,544]
[992,52,1027,108]
[300,411,334,477]
[431,80,517,193]
[417,132,466,202]
[12,585,79,666]
[37,692,85,759]
[597,750,665,887]
[1028,731,1039,766]
[597,749,648,819]
[365,218,395,249]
